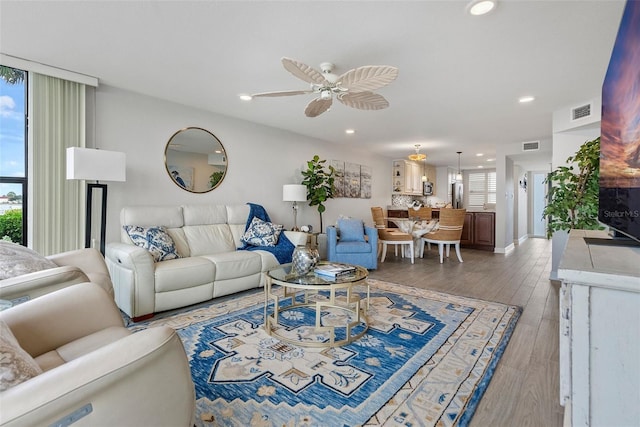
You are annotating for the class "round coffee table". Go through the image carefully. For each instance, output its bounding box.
[264,262,369,348]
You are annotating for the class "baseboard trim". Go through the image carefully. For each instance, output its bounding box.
[494,243,515,254]
[516,235,529,245]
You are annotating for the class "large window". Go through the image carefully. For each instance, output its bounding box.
[0,66,27,245]
[467,170,496,209]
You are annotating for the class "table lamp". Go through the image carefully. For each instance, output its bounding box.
[282,184,307,231]
[67,147,126,255]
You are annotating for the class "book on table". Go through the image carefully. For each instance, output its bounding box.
[314,263,357,278]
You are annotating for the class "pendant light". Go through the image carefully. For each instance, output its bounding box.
[455,151,463,181]
[408,144,426,161]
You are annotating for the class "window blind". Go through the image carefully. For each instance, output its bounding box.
[468,171,496,208]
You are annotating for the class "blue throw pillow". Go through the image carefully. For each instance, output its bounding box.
[337,218,365,242]
[124,225,180,262]
[242,217,284,247]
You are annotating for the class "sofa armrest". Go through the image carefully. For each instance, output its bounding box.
[326,226,338,260]
[0,283,124,357]
[105,242,156,319]
[0,326,195,427]
[47,248,114,297]
[364,225,379,247]
[0,266,89,302]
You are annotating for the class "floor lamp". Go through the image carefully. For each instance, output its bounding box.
[282,184,307,231]
[66,147,126,255]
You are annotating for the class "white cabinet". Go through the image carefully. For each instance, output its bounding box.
[558,230,640,427]
[392,160,425,195]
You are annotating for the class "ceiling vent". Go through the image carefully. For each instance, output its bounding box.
[571,103,592,121]
[522,140,540,152]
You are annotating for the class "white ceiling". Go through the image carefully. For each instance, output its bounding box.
[0,0,625,170]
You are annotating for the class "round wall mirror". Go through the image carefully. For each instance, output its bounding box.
[164,127,227,193]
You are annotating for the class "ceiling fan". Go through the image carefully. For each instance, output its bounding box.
[251,57,399,118]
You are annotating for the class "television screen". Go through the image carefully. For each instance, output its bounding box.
[599,0,640,242]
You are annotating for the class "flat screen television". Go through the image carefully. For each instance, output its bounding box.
[599,0,640,244]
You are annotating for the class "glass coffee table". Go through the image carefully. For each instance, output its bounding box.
[264,262,369,348]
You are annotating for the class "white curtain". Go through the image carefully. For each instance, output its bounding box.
[30,73,85,255]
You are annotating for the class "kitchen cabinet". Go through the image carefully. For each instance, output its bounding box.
[460,212,494,251]
[392,160,424,195]
[558,230,640,427]
[387,208,408,228]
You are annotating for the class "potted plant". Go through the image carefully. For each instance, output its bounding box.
[543,136,602,238]
[301,155,335,233]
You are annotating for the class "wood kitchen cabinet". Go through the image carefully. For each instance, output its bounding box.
[460,211,495,251]
[392,160,423,195]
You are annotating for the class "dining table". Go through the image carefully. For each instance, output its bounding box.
[384,217,439,257]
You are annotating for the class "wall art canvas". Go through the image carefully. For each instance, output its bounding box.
[360,165,372,199]
[345,162,361,198]
[331,160,345,198]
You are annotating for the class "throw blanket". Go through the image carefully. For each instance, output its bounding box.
[239,203,295,264]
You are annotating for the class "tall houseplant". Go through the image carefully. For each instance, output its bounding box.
[301,155,335,233]
[543,137,602,238]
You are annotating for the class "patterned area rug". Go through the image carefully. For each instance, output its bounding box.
[130,279,521,427]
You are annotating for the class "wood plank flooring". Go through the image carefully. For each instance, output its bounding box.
[368,237,563,427]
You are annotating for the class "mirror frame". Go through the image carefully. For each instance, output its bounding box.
[164,127,228,193]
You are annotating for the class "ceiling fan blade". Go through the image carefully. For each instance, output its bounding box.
[305,97,332,117]
[251,90,313,98]
[338,91,389,110]
[282,57,326,85]
[338,65,399,92]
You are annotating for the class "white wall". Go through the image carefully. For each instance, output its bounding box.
[548,96,601,280]
[514,165,528,243]
[93,85,392,245]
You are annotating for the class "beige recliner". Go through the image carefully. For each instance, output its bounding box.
[0,283,195,427]
[0,247,114,302]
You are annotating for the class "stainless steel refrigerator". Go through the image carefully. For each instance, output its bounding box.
[451,182,463,208]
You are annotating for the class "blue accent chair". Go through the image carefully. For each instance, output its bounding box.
[326,219,378,270]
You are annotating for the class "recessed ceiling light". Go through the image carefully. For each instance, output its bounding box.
[345,129,356,134]
[239,94,252,101]
[476,153,484,157]
[467,0,496,16]
[487,158,495,162]
[477,165,485,168]
[518,96,535,103]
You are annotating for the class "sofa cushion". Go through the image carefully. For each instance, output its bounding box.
[241,217,283,247]
[123,226,181,262]
[154,257,216,293]
[0,320,43,391]
[200,251,262,281]
[337,218,365,242]
[183,224,236,256]
[0,241,58,280]
[335,241,373,254]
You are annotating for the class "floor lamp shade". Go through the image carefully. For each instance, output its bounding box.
[66,147,126,182]
[66,148,126,255]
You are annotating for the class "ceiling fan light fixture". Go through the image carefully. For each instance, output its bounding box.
[467,0,496,16]
[320,89,332,100]
[408,144,427,161]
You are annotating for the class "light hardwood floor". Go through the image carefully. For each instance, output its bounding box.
[368,237,564,427]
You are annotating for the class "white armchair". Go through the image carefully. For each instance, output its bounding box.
[0,283,195,427]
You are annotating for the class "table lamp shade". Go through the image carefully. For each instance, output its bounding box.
[66,147,126,182]
[282,184,307,202]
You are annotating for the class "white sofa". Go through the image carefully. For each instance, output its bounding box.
[105,204,306,320]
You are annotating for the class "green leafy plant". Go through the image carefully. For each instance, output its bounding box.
[543,137,602,238]
[209,171,224,188]
[301,155,335,233]
[0,209,23,243]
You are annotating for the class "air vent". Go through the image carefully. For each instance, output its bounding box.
[522,140,540,151]
[571,103,592,121]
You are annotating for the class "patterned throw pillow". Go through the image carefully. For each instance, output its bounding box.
[241,217,283,247]
[0,320,43,391]
[0,241,58,280]
[123,225,181,262]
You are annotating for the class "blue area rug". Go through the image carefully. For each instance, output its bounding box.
[130,279,521,426]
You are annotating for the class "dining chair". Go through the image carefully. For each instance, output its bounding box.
[370,207,414,264]
[420,208,466,263]
[413,207,432,220]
